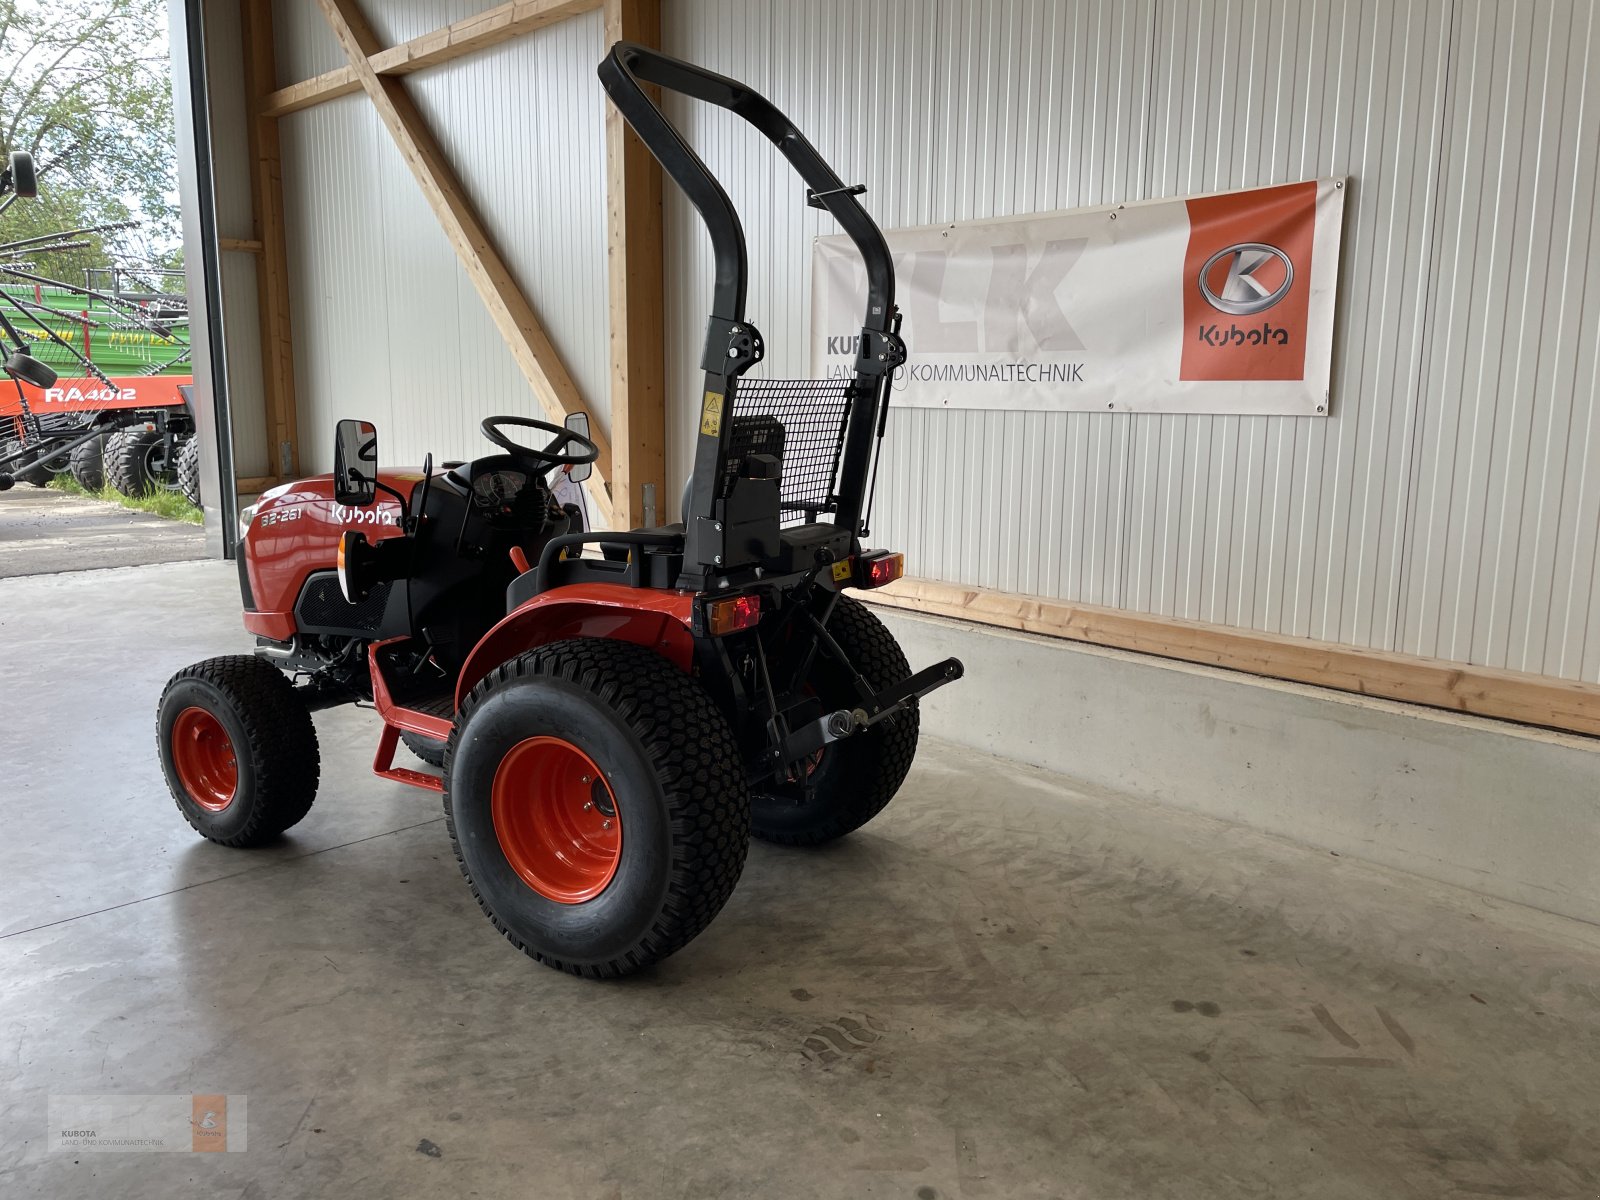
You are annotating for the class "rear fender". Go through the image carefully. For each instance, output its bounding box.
[455,583,696,709]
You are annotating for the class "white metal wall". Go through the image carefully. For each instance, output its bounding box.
[272,0,610,472]
[260,0,1600,683]
[659,0,1600,683]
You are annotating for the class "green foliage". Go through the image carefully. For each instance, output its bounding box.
[0,0,177,275]
[49,471,203,525]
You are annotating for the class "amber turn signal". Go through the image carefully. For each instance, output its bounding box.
[704,594,761,636]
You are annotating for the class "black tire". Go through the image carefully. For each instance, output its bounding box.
[5,439,64,486]
[105,427,171,496]
[69,432,107,491]
[16,457,56,487]
[157,655,321,847]
[751,596,920,846]
[445,638,750,978]
[177,434,201,506]
[401,730,445,768]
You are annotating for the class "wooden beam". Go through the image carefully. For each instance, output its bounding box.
[235,475,279,493]
[263,0,601,117]
[864,576,1600,739]
[314,0,613,526]
[218,236,264,254]
[242,0,301,481]
[604,0,665,528]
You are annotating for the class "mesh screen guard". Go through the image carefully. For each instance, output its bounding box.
[726,377,854,519]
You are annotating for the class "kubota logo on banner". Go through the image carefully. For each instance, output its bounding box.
[812,179,1344,416]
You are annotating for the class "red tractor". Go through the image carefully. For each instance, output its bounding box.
[156,44,962,977]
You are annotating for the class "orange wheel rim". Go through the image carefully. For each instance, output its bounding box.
[491,736,621,904]
[171,706,238,812]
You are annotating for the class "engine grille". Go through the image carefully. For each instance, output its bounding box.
[294,571,392,634]
[729,378,854,519]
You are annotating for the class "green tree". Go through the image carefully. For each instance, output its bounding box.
[0,0,177,283]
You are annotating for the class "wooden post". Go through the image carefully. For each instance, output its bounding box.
[241,0,299,482]
[315,0,613,526]
[603,0,666,529]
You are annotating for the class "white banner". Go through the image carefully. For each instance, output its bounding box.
[812,179,1345,416]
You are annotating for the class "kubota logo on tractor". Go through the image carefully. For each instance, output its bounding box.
[332,502,400,527]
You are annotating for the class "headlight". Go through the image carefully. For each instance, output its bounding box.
[238,501,259,539]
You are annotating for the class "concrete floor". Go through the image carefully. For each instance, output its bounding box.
[0,488,205,579]
[2,559,1599,1199]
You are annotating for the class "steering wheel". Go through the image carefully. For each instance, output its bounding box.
[480,415,599,469]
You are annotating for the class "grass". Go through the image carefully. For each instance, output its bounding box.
[49,473,204,525]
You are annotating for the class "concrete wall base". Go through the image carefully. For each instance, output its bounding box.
[878,607,1600,926]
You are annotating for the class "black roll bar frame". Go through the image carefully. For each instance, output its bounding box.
[597,42,906,587]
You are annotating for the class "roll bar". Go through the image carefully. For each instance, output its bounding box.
[599,43,906,584]
[598,42,896,334]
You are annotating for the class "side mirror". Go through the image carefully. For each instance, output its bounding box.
[333,418,378,506]
[3,151,37,199]
[564,411,592,484]
[4,349,56,389]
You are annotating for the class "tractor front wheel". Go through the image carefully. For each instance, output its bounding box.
[157,656,321,846]
[444,639,750,978]
[401,730,445,768]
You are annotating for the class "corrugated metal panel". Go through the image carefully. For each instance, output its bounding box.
[661,0,1151,608]
[274,3,610,473]
[1399,0,1600,680]
[274,0,346,82]
[1130,0,1452,649]
[659,0,1600,682]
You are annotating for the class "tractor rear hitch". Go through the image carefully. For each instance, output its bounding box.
[780,656,964,763]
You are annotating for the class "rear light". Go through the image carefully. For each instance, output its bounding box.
[857,550,905,589]
[703,594,761,636]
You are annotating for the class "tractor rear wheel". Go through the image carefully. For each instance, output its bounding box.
[751,596,920,846]
[69,432,107,490]
[157,655,321,847]
[444,638,750,978]
[177,434,201,506]
[105,428,172,497]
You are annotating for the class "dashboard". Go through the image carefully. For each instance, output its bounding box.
[471,467,530,517]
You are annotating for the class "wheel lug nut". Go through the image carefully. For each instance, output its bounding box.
[602,820,612,830]
[583,801,593,810]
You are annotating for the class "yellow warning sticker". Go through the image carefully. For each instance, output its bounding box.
[700,390,725,437]
[831,560,852,582]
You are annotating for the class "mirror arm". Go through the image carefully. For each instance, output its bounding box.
[408,454,433,537]
[371,477,410,525]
